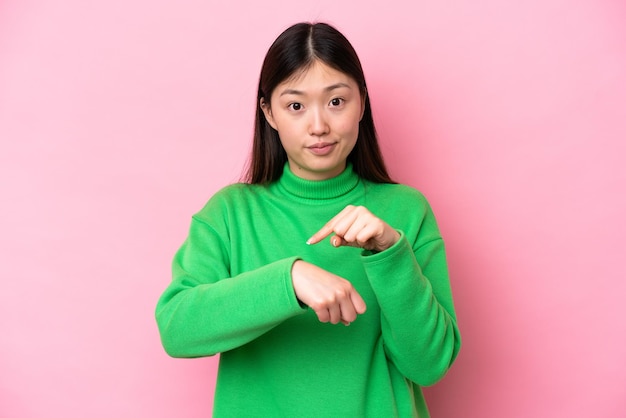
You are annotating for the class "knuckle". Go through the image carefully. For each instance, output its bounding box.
[311,297,334,311]
[309,300,324,311]
[335,288,348,300]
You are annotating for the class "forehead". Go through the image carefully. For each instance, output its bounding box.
[277,60,356,92]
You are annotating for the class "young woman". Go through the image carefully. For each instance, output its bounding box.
[156,22,461,417]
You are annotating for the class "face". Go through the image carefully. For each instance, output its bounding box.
[261,60,364,181]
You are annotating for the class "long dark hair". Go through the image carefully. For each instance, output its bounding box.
[243,22,394,184]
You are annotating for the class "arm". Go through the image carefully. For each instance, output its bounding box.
[155,215,306,358]
[307,200,461,386]
[363,232,461,386]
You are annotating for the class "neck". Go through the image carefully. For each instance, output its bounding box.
[275,162,360,201]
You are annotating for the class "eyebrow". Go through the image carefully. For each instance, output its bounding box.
[279,82,352,97]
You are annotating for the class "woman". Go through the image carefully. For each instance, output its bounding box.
[156,22,461,417]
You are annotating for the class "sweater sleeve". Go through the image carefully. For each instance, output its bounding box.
[362,203,461,386]
[155,214,306,358]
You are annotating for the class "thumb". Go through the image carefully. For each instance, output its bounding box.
[330,235,349,247]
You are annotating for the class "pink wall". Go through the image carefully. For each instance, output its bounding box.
[1,0,625,417]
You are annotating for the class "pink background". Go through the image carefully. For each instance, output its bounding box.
[1,0,625,416]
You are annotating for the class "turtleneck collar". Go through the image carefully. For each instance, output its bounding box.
[275,163,360,200]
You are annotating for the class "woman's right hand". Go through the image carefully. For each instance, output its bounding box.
[291,260,366,326]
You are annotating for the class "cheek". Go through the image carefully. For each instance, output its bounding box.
[336,116,361,139]
[274,121,301,150]
[273,118,295,138]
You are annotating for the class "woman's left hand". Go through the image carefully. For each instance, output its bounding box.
[307,205,400,252]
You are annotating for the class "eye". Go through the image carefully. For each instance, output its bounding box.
[288,102,303,111]
[330,98,344,107]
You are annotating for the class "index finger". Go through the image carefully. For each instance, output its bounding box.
[306,223,335,245]
[306,205,355,245]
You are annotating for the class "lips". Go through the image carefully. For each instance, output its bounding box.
[307,142,337,156]
[308,142,335,149]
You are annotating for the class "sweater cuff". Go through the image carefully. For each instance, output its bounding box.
[284,256,308,312]
[360,230,409,261]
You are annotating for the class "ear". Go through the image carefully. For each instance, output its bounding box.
[260,98,278,130]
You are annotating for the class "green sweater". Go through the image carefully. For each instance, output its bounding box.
[156,164,461,417]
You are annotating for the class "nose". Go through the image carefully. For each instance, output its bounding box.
[308,108,329,137]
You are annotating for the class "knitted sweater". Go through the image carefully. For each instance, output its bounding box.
[155,163,461,417]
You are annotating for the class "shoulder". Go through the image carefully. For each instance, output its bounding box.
[211,182,261,201]
[364,181,431,210]
[193,183,267,222]
[362,181,440,236]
